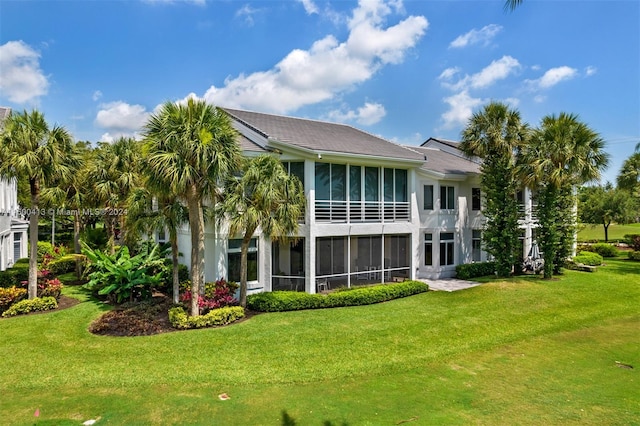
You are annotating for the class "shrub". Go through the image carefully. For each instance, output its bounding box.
[624,234,640,251]
[36,241,54,263]
[573,251,604,266]
[0,286,28,313]
[168,306,245,329]
[39,278,63,299]
[590,243,618,258]
[0,266,29,288]
[456,262,496,279]
[247,281,429,312]
[82,228,108,250]
[48,254,85,275]
[628,251,640,261]
[14,258,29,265]
[180,279,238,313]
[2,296,57,317]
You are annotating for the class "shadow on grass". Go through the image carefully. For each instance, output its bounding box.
[281,410,349,426]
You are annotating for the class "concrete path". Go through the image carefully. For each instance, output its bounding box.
[419,278,482,292]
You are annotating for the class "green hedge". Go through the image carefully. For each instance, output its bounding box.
[455,262,496,279]
[573,251,604,266]
[168,306,245,329]
[0,266,29,288]
[48,254,85,275]
[2,296,57,317]
[624,234,640,251]
[590,243,618,258]
[628,251,640,261]
[247,281,429,313]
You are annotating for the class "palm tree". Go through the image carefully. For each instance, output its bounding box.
[504,0,524,11]
[126,187,188,303]
[617,152,640,197]
[0,110,77,298]
[143,99,241,317]
[460,102,529,277]
[216,155,306,307]
[519,113,609,278]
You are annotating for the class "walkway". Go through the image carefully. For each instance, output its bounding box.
[419,278,482,292]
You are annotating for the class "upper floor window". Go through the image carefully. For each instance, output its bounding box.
[384,168,408,203]
[440,186,455,210]
[423,185,434,210]
[283,161,305,187]
[472,188,481,211]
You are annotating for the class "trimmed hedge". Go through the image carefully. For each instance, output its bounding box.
[48,254,85,275]
[168,306,245,329]
[456,262,496,279]
[628,251,640,261]
[590,243,618,258]
[0,266,29,288]
[2,296,57,317]
[573,251,604,266]
[247,281,429,313]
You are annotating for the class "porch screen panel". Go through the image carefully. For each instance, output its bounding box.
[384,168,394,202]
[395,170,407,202]
[331,164,346,201]
[350,166,361,201]
[315,163,330,200]
[365,167,379,201]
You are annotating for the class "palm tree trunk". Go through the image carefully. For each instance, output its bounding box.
[28,178,40,299]
[186,185,205,316]
[170,230,180,304]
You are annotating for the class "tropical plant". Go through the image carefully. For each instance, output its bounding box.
[617,152,640,198]
[82,243,166,303]
[0,109,78,299]
[460,102,528,277]
[519,113,609,278]
[216,155,306,307]
[143,99,242,316]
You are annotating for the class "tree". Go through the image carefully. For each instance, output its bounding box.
[519,113,609,278]
[579,185,637,241]
[460,102,528,277]
[617,152,640,198]
[0,110,77,298]
[504,0,524,11]
[143,99,241,316]
[216,155,306,307]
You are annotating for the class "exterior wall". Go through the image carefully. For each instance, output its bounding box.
[0,178,27,271]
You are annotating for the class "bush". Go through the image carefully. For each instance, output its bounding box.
[0,266,29,288]
[82,228,109,250]
[2,296,57,317]
[628,251,640,261]
[0,286,28,313]
[14,258,29,265]
[36,241,54,263]
[624,234,640,251]
[456,262,496,279]
[573,251,604,266]
[179,279,238,313]
[168,306,245,329]
[247,281,429,313]
[48,254,85,275]
[590,243,618,258]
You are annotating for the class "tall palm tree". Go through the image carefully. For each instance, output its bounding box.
[617,152,640,197]
[216,155,306,307]
[519,113,609,278]
[504,0,524,11]
[126,186,188,303]
[143,99,241,317]
[460,102,529,277]
[0,110,77,298]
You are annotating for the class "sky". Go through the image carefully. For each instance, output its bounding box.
[1,0,638,184]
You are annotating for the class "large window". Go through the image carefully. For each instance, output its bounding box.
[272,238,305,292]
[439,232,455,266]
[424,233,433,266]
[472,188,481,211]
[316,237,347,276]
[472,230,482,262]
[423,185,434,210]
[13,233,22,262]
[440,186,455,210]
[228,238,258,282]
[283,161,305,187]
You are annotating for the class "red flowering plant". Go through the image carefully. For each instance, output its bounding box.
[19,269,63,300]
[179,279,238,314]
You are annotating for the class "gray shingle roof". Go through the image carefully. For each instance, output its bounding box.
[222,108,419,161]
[408,145,480,175]
[238,133,268,152]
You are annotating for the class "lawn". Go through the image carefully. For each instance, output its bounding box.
[1,258,639,425]
[578,222,640,242]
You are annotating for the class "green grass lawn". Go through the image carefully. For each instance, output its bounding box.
[578,222,640,242]
[1,258,639,425]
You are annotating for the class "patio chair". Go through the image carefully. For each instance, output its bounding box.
[316,279,329,293]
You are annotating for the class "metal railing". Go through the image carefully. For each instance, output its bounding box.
[315,200,410,223]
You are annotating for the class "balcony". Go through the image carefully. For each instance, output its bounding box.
[315,200,410,223]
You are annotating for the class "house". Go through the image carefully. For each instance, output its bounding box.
[174,108,537,292]
[0,107,28,271]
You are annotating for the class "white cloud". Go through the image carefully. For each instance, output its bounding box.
[200,0,428,113]
[449,24,502,49]
[327,101,387,125]
[440,90,484,130]
[95,101,150,135]
[440,56,521,91]
[92,90,103,101]
[0,40,49,103]
[585,66,597,77]
[438,67,460,81]
[526,66,577,90]
[390,131,423,145]
[236,4,262,26]
[297,0,318,15]
[142,0,206,6]
[533,95,546,103]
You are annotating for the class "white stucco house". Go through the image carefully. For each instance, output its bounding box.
[0,107,28,271]
[173,108,537,293]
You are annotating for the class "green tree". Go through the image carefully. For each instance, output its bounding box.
[519,113,609,278]
[143,99,241,316]
[460,102,528,277]
[579,185,637,241]
[0,110,77,298]
[617,152,640,198]
[216,155,306,307]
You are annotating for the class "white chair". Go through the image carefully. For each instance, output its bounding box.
[317,279,329,292]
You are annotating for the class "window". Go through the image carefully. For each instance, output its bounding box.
[315,162,346,201]
[316,237,347,276]
[13,233,22,262]
[472,188,481,211]
[283,161,305,187]
[423,185,434,210]
[440,186,455,210]
[424,233,433,266]
[472,230,482,262]
[157,229,166,244]
[228,238,258,282]
[439,232,454,266]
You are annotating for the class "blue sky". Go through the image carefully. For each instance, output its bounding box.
[1,0,638,183]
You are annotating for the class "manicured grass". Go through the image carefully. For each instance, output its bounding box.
[578,222,640,242]
[1,258,639,425]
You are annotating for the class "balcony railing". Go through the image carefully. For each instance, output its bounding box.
[315,200,410,223]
